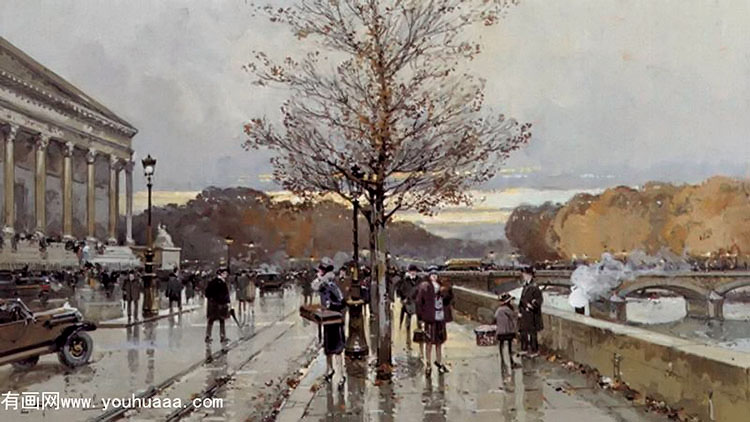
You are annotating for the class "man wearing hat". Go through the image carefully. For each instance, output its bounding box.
[495,293,517,380]
[121,270,141,323]
[518,266,543,356]
[205,267,231,344]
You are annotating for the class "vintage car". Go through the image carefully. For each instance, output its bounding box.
[0,271,51,305]
[0,299,96,370]
[255,271,284,294]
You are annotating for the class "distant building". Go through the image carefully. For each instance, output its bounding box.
[0,36,136,246]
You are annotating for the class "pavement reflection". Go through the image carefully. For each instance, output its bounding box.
[298,304,671,422]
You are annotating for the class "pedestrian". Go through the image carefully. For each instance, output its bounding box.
[246,271,256,315]
[235,269,251,314]
[495,293,517,380]
[312,258,346,389]
[100,270,111,298]
[205,267,231,344]
[122,270,141,323]
[184,272,195,305]
[166,269,183,314]
[416,266,453,376]
[301,272,314,306]
[518,266,543,357]
[396,264,420,335]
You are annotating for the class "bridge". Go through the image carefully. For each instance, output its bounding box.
[438,270,750,321]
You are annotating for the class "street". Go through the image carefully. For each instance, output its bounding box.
[0,289,319,421]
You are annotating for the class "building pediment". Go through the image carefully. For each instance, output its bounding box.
[0,36,137,138]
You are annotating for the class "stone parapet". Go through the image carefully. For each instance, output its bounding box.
[453,286,750,422]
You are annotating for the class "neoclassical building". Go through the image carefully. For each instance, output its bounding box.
[0,36,135,246]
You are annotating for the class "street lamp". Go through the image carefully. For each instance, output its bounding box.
[344,164,368,359]
[224,236,234,273]
[141,154,158,318]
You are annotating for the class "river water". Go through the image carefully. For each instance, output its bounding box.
[508,287,750,353]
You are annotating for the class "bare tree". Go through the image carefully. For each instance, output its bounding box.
[244,0,531,378]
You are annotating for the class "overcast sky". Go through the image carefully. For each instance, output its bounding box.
[2,0,750,192]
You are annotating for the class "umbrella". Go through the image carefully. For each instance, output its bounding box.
[229,308,243,327]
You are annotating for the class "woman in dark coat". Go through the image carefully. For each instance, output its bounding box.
[415,266,453,376]
[396,265,420,334]
[518,266,543,356]
[312,258,346,389]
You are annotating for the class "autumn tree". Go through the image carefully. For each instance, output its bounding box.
[244,0,531,378]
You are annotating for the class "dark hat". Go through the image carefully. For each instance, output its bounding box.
[217,267,229,274]
[520,266,535,276]
[498,293,513,305]
[408,264,419,272]
[318,257,334,272]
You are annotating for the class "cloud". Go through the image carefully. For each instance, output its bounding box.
[2,0,750,192]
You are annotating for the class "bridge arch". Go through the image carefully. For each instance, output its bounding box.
[615,278,711,320]
[616,279,709,301]
[714,278,750,296]
[710,278,750,320]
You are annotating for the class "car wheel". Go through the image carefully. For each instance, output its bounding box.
[58,332,93,368]
[11,356,40,370]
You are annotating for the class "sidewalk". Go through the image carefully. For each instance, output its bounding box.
[277,308,671,422]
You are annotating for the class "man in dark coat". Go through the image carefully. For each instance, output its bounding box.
[166,269,182,314]
[122,270,142,323]
[205,267,231,344]
[518,266,543,356]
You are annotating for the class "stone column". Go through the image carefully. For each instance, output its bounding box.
[2,124,18,237]
[107,156,119,245]
[125,160,134,245]
[34,134,49,237]
[62,142,74,240]
[86,148,97,241]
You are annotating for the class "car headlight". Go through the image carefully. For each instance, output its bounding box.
[74,310,83,321]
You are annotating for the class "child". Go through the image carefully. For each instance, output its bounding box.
[495,293,517,381]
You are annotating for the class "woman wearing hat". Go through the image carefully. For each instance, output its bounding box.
[495,293,518,380]
[396,264,420,335]
[312,258,347,388]
[416,266,453,375]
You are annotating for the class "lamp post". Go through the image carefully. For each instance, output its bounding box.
[141,154,158,318]
[224,236,234,273]
[344,164,368,359]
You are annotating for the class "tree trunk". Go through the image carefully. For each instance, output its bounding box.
[373,195,392,379]
[368,216,378,346]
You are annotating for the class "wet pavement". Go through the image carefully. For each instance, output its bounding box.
[0,288,319,421]
[281,307,672,422]
[2,289,679,421]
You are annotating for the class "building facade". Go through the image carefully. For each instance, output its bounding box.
[0,37,135,245]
